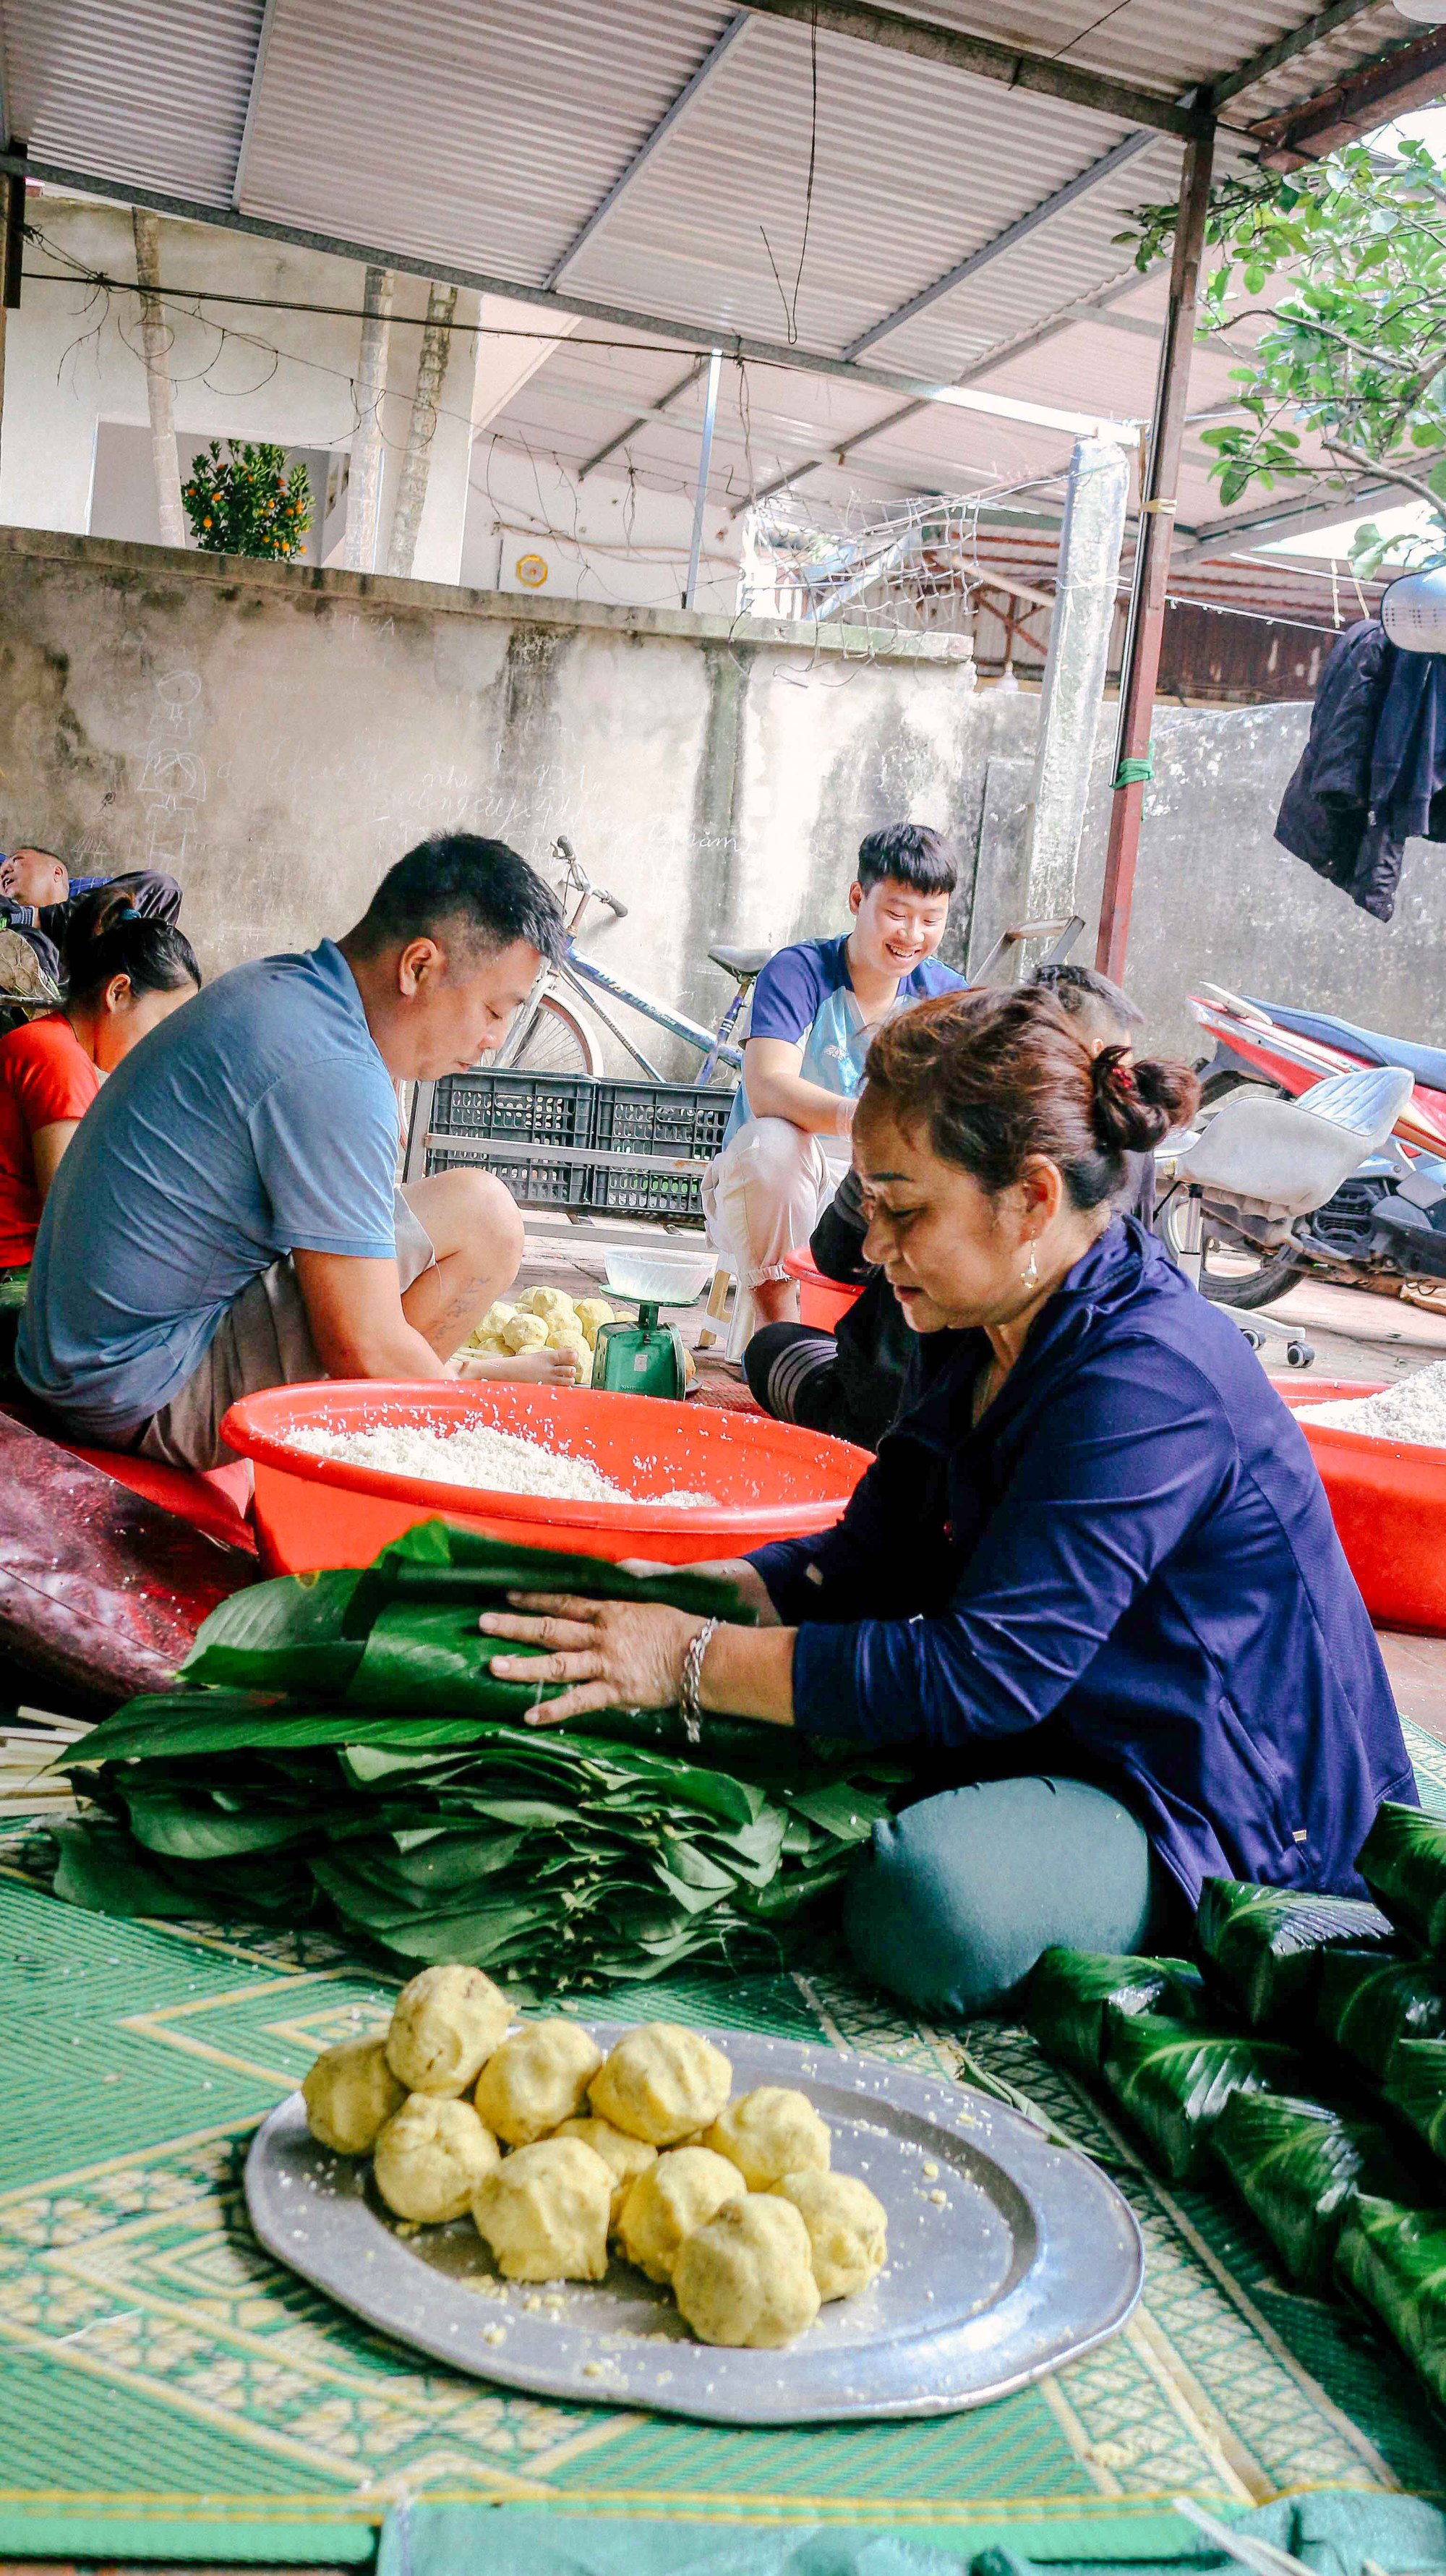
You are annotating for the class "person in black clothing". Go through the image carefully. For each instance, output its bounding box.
[744,962,1153,1449]
[0,847,182,989]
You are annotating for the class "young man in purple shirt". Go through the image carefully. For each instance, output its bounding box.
[702,823,963,1358]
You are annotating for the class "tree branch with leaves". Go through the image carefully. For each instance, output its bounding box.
[1126,138,1446,574]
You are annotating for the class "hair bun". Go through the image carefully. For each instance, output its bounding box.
[1090,1044,1198,1153]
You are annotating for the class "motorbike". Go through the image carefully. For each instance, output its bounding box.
[1160,983,1446,1308]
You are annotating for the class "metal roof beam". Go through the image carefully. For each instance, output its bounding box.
[231,0,277,209]
[730,273,1152,516]
[1,150,1138,442]
[739,0,1210,139]
[843,129,1159,361]
[577,359,708,479]
[1207,0,1392,111]
[544,14,749,290]
[1176,464,1446,560]
[1249,22,1446,168]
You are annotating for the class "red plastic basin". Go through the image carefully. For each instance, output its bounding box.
[782,1249,864,1332]
[1278,1377,1446,1634]
[221,1379,873,1576]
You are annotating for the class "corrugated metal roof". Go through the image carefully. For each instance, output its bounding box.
[0,0,1431,546]
[4,0,263,203]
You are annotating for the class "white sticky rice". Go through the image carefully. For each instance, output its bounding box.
[1296,1359,1446,1449]
[289,1418,716,1507]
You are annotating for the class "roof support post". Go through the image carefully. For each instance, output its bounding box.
[344,263,393,573]
[1019,434,1130,963]
[0,144,23,482]
[132,207,187,550]
[386,279,456,579]
[1095,122,1215,981]
[685,349,722,610]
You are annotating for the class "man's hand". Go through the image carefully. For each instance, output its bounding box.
[743,1037,855,1138]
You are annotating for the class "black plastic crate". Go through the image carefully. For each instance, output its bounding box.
[430,1070,596,1148]
[586,1161,709,1219]
[592,1080,734,1164]
[426,1139,589,1209]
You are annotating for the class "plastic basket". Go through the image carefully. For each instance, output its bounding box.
[427,1140,589,1209]
[430,1070,595,1148]
[592,1080,735,1164]
[586,1162,711,1219]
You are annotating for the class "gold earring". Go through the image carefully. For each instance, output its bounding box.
[1022,1244,1039,1291]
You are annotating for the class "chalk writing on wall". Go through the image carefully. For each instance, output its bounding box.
[137,669,206,868]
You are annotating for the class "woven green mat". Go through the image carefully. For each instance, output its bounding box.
[3,1721,1446,2563]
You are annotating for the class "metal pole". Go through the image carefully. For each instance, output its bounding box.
[684,348,722,609]
[1095,122,1215,981]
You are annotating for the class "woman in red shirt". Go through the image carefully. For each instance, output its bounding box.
[0,899,200,1276]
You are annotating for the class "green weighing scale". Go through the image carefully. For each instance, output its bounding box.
[591,1288,703,1400]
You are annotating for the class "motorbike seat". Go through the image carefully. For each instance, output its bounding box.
[1175,1067,1412,1221]
[709,944,773,982]
[1248,996,1446,1095]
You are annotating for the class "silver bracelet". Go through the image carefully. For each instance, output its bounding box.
[679,1617,719,1744]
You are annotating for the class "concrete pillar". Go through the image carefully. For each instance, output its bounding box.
[344,263,393,572]
[1019,433,1130,942]
[386,280,456,579]
[132,210,187,549]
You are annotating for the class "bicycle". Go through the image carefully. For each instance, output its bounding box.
[492,836,755,1085]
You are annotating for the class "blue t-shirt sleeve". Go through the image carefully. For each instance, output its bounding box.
[748,944,831,1048]
[247,1058,399,1258]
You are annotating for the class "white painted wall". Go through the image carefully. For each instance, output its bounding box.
[1,193,745,611]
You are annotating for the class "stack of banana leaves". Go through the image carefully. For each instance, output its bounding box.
[51,1520,907,1992]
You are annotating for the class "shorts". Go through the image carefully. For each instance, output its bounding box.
[134,1187,437,1474]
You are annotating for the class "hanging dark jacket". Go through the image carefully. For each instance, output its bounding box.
[1275,618,1446,922]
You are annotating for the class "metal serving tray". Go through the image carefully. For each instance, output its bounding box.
[245,2024,1142,2426]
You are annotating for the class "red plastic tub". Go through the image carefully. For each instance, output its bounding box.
[782,1249,863,1332]
[221,1380,873,1577]
[1278,1378,1446,1634]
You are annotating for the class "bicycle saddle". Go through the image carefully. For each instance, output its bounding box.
[709,944,772,981]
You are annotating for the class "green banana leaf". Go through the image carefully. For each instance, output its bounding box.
[1025,1948,1209,2080]
[54,1521,904,1987]
[360,1517,760,1622]
[1100,2007,1306,2181]
[1212,2091,1412,2294]
[1317,1951,1446,2078]
[1383,2037,1446,2163]
[180,1569,369,1692]
[125,1790,317,1861]
[1335,2193,1446,2397]
[1358,1802,1446,1952]
[1196,1879,1398,2029]
[343,1602,556,1713]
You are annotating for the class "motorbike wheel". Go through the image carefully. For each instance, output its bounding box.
[1158,1192,1307,1308]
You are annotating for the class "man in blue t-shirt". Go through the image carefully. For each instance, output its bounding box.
[702,823,963,1357]
[19,832,570,1471]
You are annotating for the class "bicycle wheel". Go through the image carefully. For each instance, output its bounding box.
[495,996,601,1077]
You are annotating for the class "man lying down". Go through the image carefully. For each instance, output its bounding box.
[17,832,574,1473]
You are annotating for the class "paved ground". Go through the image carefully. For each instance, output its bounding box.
[512,1216,1446,1746]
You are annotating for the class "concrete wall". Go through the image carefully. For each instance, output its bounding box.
[0,530,973,1069]
[962,696,1446,1059]
[2,528,1442,1070]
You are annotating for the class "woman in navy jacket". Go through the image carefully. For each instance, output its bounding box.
[484,987,1416,2017]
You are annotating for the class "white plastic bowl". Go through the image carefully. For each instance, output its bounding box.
[604,1244,716,1304]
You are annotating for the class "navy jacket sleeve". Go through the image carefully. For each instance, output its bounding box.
[777,1342,1234,1749]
